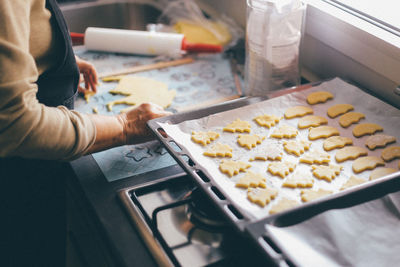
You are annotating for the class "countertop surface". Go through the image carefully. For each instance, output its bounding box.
[69,49,240,266]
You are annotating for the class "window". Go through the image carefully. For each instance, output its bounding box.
[323,0,400,36]
[301,0,400,108]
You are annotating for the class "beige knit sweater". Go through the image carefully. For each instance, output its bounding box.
[0,0,96,160]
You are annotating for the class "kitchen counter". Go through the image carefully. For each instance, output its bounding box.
[66,46,243,266]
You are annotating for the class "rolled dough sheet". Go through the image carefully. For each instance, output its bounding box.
[107,76,176,113]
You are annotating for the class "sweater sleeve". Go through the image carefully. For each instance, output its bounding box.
[0,0,96,161]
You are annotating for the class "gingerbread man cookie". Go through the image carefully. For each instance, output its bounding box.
[312,164,343,182]
[223,119,251,133]
[307,91,334,105]
[219,160,251,177]
[267,161,296,178]
[352,123,383,138]
[253,114,281,128]
[352,156,385,173]
[335,146,368,162]
[308,126,340,140]
[282,172,314,188]
[381,146,400,162]
[323,136,353,151]
[203,143,233,158]
[327,104,354,118]
[339,112,365,128]
[236,171,267,188]
[250,144,283,161]
[247,187,278,207]
[365,134,396,150]
[191,131,220,146]
[300,150,331,164]
[284,106,313,119]
[298,115,328,129]
[270,125,298,139]
[237,134,265,150]
[283,140,312,156]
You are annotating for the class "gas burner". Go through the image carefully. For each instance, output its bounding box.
[186,189,227,232]
[120,175,265,267]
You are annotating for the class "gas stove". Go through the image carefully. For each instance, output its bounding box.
[119,173,268,267]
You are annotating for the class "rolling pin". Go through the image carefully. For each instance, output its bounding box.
[70,27,222,55]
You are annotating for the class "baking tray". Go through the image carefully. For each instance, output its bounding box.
[245,171,400,266]
[147,78,400,236]
[148,95,267,231]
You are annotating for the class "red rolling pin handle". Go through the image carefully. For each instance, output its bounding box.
[181,37,223,53]
[70,32,84,46]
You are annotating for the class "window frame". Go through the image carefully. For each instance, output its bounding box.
[301,0,400,108]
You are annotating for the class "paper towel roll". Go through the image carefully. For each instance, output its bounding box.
[84,27,184,55]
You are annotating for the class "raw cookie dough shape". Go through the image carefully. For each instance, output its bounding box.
[84,91,96,103]
[254,114,281,128]
[219,160,251,177]
[269,198,300,214]
[312,164,343,182]
[203,143,233,158]
[247,187,278,207]
[267,161,296,178]
[300,150,331,164]
[223,119,251,133]
[283,140,312,156]
[107,76,176,113]
[369,168,397,181]
[352,123,383,138]
[237,134,265,150]
[323,136,353,151]
[191,131,220,146]
[338,112,365,128]
[284,106,313,119]
[270,125,298,139]
[352,156,385,173]
[327,104,354,118]
[282,172,314,188]
[340,176,365,190]
[250,144,283,161]
[335,146,368,162]
[365,134,396,150]
[306,91,334,105]
[301,189,333,202]
[308,126,340,140]
[298,115,328,129]
[236,171,267,189]
[381,146,400,162]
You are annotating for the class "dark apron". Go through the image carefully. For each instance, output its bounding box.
[0,0,79,265]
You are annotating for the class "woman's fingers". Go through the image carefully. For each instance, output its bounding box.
[119,103,172,145]
[76,57,99,93]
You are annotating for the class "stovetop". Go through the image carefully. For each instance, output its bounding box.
[119,174,270,267]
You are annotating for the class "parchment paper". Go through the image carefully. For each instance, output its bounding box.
[157,78,400,220]
[266,190,400,267]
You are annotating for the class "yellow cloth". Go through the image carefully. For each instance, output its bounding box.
[0,0,96,160]
[174,20,231,46]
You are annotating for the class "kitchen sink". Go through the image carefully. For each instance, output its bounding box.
[60,0,161,33]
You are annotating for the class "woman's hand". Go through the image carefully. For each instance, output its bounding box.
[86,103,172,154]
[117,103,172,145]
[75,56,98,95]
